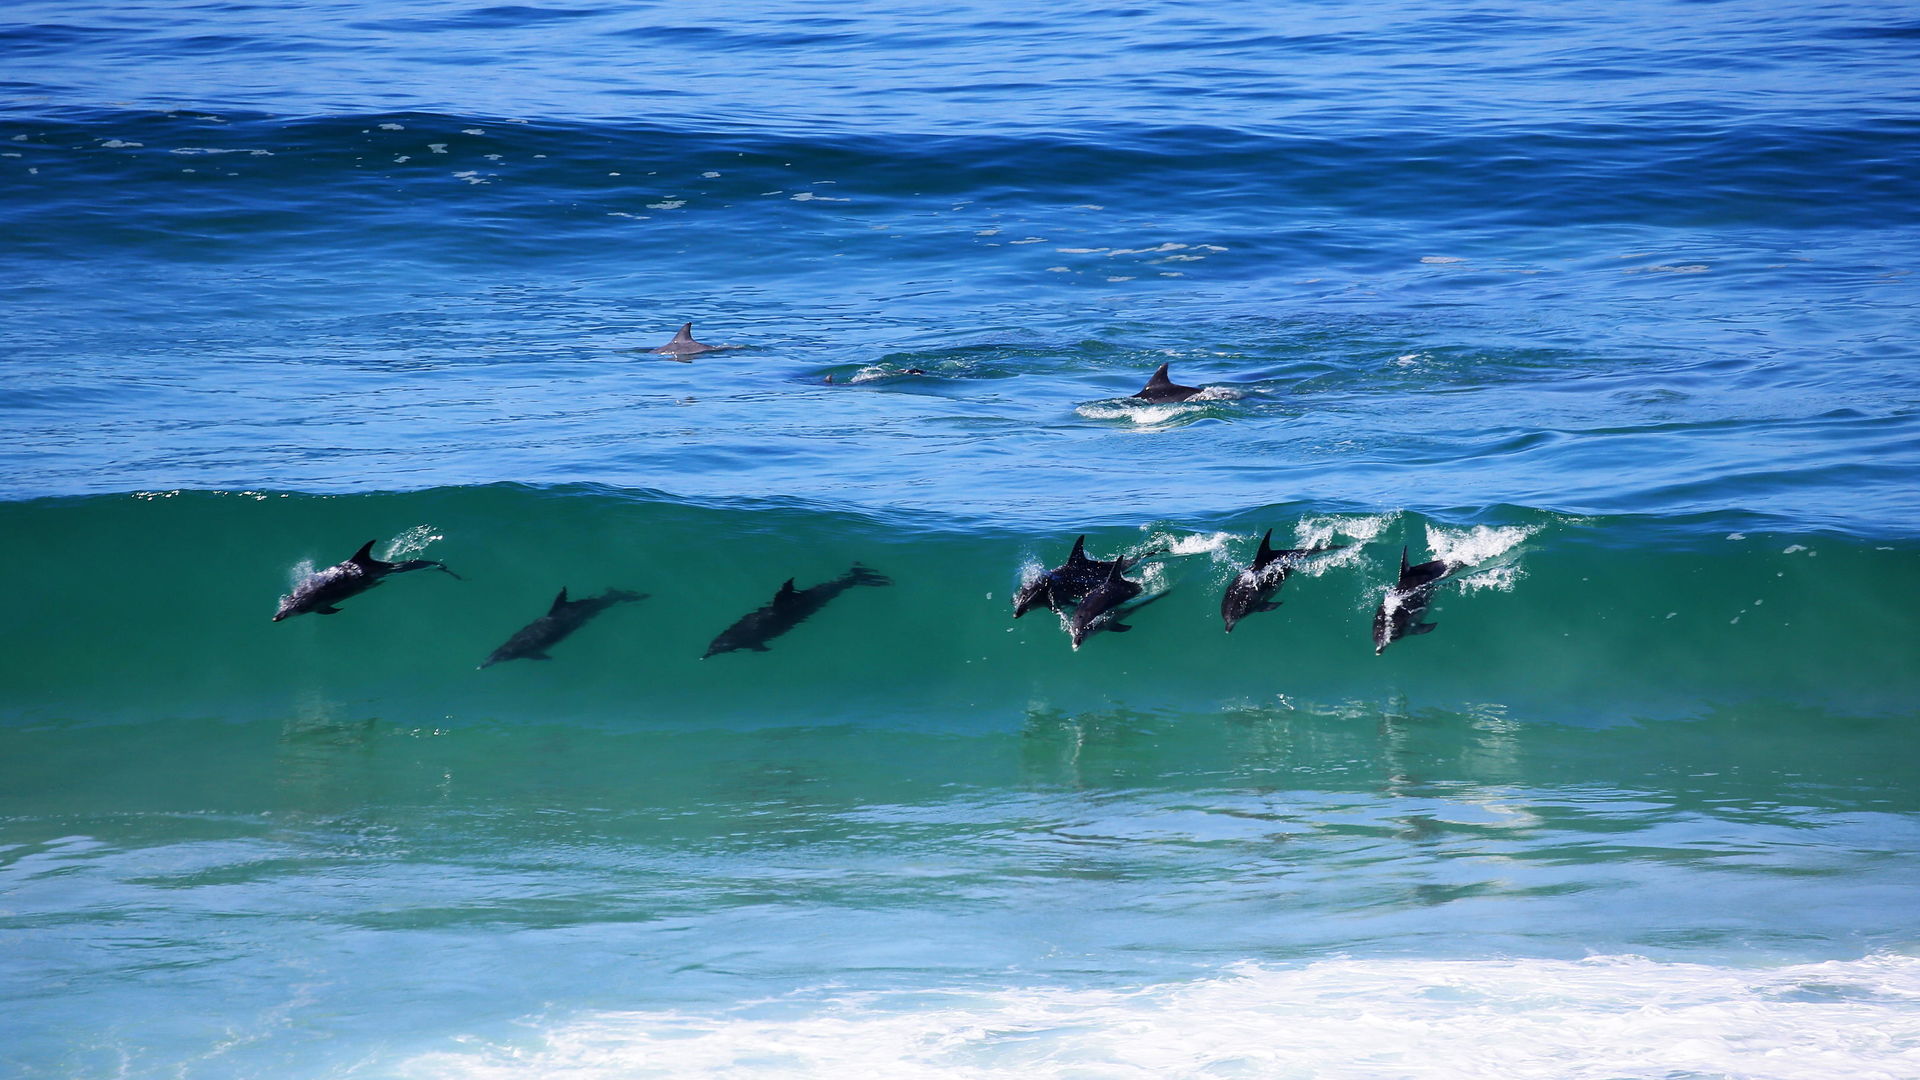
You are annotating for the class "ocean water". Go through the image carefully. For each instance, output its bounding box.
[4,1,1920,1077]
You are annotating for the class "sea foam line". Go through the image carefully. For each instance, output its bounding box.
[398,954,1920,1080]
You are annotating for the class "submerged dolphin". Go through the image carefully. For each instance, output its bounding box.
[650,322,727,360]
[1067,555,1151,648]
[1372,546,1462,654]
[1131,362,1203,403]
[1220,530,1345,632]
[272,539,461,622]
[703,565,891,658]
[480,586,647,668]
[1013,535,1127,617]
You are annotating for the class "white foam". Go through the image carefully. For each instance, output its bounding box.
[1073,401,1201,429]
[386,525,444,561]
[396,955,1920,1080]
[1157,530,1231,558]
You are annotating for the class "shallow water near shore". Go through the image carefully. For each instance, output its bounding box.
[4,1,1920,1076]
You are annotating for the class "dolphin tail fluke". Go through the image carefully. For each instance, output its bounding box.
[848,564,892,587]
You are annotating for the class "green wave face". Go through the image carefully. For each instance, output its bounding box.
[3,487,1912,730]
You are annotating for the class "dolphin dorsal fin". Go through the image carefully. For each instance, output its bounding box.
[350,540,379,566]
[1145,363,1175,388]
[671,322,695,342]
[1067,534,1090,565]
[549,587,569,614]
[1399,546,1411,578]
[1254,528,1277,567]
[778,578,797,598]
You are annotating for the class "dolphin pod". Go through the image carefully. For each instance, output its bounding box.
[273,528,1474,659]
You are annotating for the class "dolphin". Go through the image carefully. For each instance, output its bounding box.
[703,564,891,658]
[1013,535,1127,617]
[272,539,461,622]
[1131,362,1203,403]
[1220,530,1345,632]
[1067,555,1148,648]
[650,322,728,360]
[1372,546,1462,654]
[480,586,647,668]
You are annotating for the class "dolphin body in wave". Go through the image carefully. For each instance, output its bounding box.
[1372,546,1462,654]
[1013,535,1128,618]
[1066,554,1158,647]
[480,587,647,668]
[1220,530,1345,632]
[272,540,460,622]
[703,565,891,657]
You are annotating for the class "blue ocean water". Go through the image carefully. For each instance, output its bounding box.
[4,1,1920,1077]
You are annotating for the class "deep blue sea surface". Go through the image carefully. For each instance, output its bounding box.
[4,2,1920,1077]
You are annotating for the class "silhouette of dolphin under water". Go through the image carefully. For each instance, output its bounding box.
[480,587,647,668]
[703,565,891,657]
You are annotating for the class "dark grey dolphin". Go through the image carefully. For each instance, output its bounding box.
[650,322,728,360]
[1220,530,1346,632]
[272,539,460,622]
[703,564,891,658]
[480,587,647,668]
[1372,546,1462,654]
[1067,555,1148,648]
[1013,535,1126,618]
[1131,362,1203,403]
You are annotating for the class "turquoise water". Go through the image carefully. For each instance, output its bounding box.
[4,1,1920,1077]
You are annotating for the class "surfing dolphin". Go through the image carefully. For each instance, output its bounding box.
[272,539,461,622]
[1013,535,1128,617]
[703,565,891,658]
[480,586,647,668]
[1220,530,1346,632]
[1372,546,1462,654]
[650,322,727,360]
[1067,555,1150,647]
[1131,362,1203,403]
